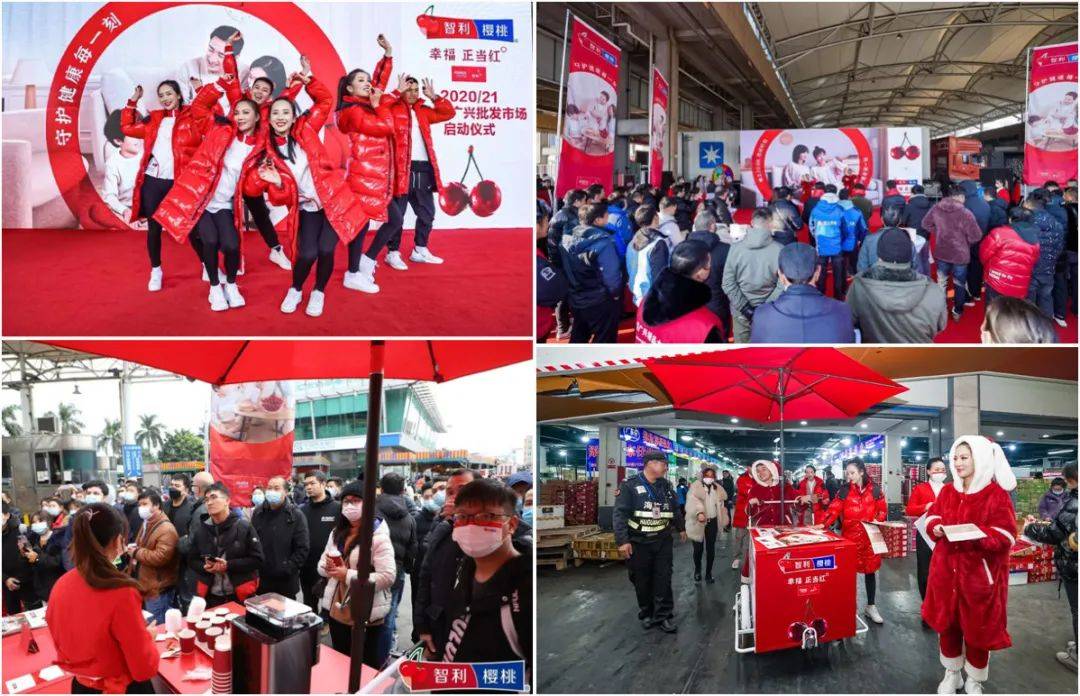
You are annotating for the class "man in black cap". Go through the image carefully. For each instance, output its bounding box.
[613,451,686,633]
[750,242,854,343]
[846,228,947,343]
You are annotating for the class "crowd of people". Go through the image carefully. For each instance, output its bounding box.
[608,439,1078,691]
[109,28,454,316]
[1,467,533,692]
[536,175,1076,345]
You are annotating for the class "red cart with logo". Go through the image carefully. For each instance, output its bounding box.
[734,527,869,653]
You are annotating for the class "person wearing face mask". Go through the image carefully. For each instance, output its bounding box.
[116,482,143,543]
[42,496,67,530]
[2,502,33,613]
[25,511,64,606]
[81,480,110,507]
[246,487,265,519]
[906,457,948,603]
[793,464,830,526]
[327,477,344,500]
[316,480,396,666]
[409,484,439,644]
[685,466,728,583]
[300,470,340,611]
[126,489,178,623]
[251,476,310,600]
[636,240,726,343]
[612,451,687,633]
[46,503,160,693]
[374,473,417,658]
[187,482,263,607]
[923,437,1017,695]
[442,479,531,679]
[819,457,887,625]
[1039,477,1071,521]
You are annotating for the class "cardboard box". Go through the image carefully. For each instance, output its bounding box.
[537,504,565,530]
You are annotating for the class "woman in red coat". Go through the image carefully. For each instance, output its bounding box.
[793,464,829,525]
[336,61,395,295]
[730,468,753,570]
[154,80,265,313]
[247,74,369,318]
[740,459,790,581]
[120,79,213,292]
[923,436,1016,695]
[46,504,159,693]
[905,456,948,602]
[820,457,887,624]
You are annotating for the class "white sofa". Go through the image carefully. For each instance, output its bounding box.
[1,108,87,228]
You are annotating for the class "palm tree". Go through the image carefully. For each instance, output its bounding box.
[135,414,167,454]
[54,403,85,434]
[99,419,123,458]
[2,405,22,437]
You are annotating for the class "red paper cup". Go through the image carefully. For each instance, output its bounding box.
[224,613,239,622]
[178,629,195,654]
[195,621,211,643]
[205,627,223,647]
[214,607,230,617]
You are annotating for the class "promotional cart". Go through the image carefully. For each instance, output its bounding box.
[734,526,869,653]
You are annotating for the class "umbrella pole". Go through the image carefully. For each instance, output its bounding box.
[349,340,385,692]
[779,396,785,523]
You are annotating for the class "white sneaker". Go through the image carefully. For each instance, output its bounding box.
[385,251,409,271]
[148,266,163,292]
[280,287,303,314]
[269,246,292,271]
[201,266,209,282]
[208,284,229,311]
[1055,317,1068,328]
[963,678,983,695]
[937,670,963,694]
[305,290,325,317]
[344,256,380,293]
[864,605,884,624]
[410,246,443,264]
[740,575,750,585]
[224,283,245,308]
[731,558,740,569]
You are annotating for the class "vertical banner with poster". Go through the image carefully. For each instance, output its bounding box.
[1024,42,1078,186]
[649,66,668,189]
[884,127,923,197]
[208,381,295,507]
[555,15,621,198]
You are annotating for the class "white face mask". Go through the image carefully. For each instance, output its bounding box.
[138,505,153,520]
[929,472,947,484]
[342,503,363,522]
[30,522,48,535]
[452,523,505,558]
[702,477,715,485]
[45,505,62,517]
[84,494,102,504]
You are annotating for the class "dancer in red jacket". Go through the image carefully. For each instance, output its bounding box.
[923,436,1017,695]
[905,456,947,602]
[245,74,369,317]
[793,464,830,525]
[369,72,457,271]
[336,47,395,294]
[820,457,887,624]
[121,79,214,292]
[154,81,265,312]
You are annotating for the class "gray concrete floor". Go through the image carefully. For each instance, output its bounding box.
[539,531,1077,694]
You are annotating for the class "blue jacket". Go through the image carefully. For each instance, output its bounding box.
[605,203,633,260]
[961,180,991,235]
[560,224,623,308]
[809,194,845,256]
[839,200,867,251]
[750,284,856,343]
[1031,209,1066,277]
[626,228,670,305]
[1045,199,1069,233]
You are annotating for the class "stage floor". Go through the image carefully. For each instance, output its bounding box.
[3,227,532,336]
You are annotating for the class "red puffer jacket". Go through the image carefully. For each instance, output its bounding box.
[242,77,370,259]
[979,223,1041,298]
[793,475,830,524]
[153,80,265,244]
[385,90,457,196]
[222,44,302,126]
[336,96,395,220]
[822,481,887,574]
[732,471,753,528]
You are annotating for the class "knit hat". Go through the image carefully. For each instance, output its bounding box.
[877,227,913,263]
[339,480,365,502]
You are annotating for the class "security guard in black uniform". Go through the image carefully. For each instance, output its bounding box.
[613,450,686,633]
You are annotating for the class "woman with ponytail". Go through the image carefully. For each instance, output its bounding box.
[45,504,159,693]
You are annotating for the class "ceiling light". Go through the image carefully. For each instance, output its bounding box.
[915,454,922,461]
[911,426,918,431]
[800,420,808,426]
[773,437,780,444]
[580,435,590,443]
[1008,444,1017,451]
[558,450,567,457]
[730,418,739,424]
[680,435,692,442]
[860,423,868,429]
[1041,434,1051,439]
[842,437,851,445]
[1047,448,1074,455]
[996,431,1004,437]
[901,439,908,448]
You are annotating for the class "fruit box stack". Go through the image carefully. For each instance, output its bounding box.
[539,480,570,506]
[878,521,909,559]
[903,516,919,553]
[1009,538,1057,583]
[564,480,598,525]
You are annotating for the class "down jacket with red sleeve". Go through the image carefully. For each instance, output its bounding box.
[222,44,302,125]
[922,197,985,265]
[822,478,887,574]
[46,569,160,693]
[979,222,1041,298]
[904,480,945,518]
[922,436,1017,651]
[794,475,830,523]
[243,77,371,258]
[153,80,265,244]
[732,470,754,528]
[385,89,457,196]
[333,56,395,220]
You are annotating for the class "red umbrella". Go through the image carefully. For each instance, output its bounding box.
[645,347,907,519]
[45,339,530,690]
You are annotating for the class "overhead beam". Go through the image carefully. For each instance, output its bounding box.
[790,60,1026,88]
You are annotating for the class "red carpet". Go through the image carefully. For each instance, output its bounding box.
[3,227,531,336]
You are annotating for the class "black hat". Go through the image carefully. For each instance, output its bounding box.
[339,480,364,501]
[877,228,913,263]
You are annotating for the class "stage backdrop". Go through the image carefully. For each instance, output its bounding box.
[208,380,295,508]
[1,1,531,230]
[649,66,668,189]
[1024,41,1078,186]
[554,14,620,198]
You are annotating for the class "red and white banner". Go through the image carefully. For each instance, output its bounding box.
[649,66,668,189]
[208,381,295,507]
[555,16,620,198]
[1024,42,1078,186]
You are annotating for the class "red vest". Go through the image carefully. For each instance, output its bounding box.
[635,304,724,344]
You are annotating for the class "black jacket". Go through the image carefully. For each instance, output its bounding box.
[987,197,1009,230]
[27,531,65,604]
[720,476,736,501]
[2,518,32,605]
[1066,202,1078,254]
[299,495,340,573]
[1024,487,1077,582]
[802,196,822,226]
[640,269,723,343]
[412,506,439,578]
[251,500,310,593]
[612,474,684,546]
[546,205,579,269]
[118,501,142,543]
[880,193,906,218]
[961,181,991,235]
[675,197,694,232]
[560,224,623,309]
[686,230,732,320]
[901,195,934,238]
[375,494,417,574]
[165,495,196,543]
[771,198,802,245]
[187,512,264,594]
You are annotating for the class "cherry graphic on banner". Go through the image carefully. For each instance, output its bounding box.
[905,144,921,160]
[891,132,920,160]
[439,183,470,216]
[439,145,501,217]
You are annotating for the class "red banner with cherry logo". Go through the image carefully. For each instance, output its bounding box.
[649,67,668,189]
[555,15,621,198]
[1024,42,1078,186]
